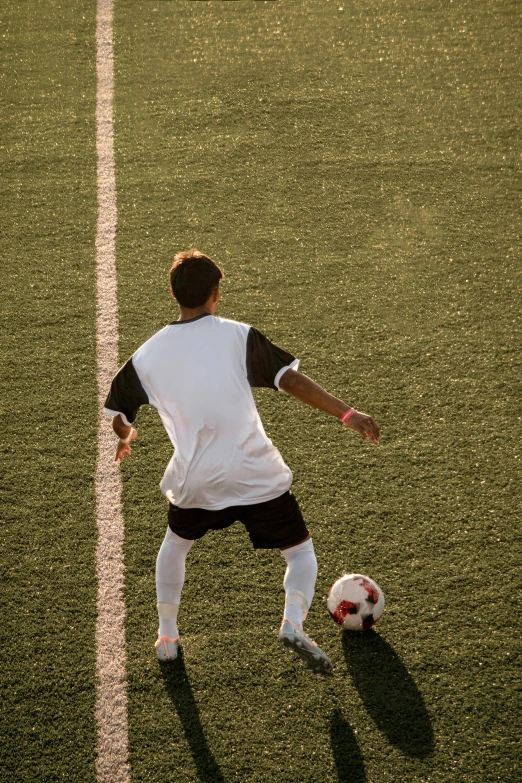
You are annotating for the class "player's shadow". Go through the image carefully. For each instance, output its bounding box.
[342,631,434,758]
[160,651,226,783]
[330,709,367,783]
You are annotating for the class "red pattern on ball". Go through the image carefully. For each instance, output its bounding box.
[356,576,380,604]
[330,600,357,625]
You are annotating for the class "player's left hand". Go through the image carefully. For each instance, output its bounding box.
[115,428,138,462]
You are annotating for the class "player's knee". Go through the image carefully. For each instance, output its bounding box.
[165,527,194,549]
[280,537,315,557]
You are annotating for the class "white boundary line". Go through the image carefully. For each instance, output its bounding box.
[95,0,130,781]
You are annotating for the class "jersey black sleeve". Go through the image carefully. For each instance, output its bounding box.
[103,357,149,424]
[246,327,297,390]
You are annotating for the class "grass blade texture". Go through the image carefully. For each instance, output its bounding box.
[1,1,98,780]
[1,1,519,782]
[113,1,520,782]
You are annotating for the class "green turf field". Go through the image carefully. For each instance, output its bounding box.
[2,0,521,781]
[1,1,99,780]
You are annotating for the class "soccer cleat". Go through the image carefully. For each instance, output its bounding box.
[155,633,180,662]
[279,619,333,676]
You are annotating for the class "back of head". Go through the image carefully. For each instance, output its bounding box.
[169,249,224,308]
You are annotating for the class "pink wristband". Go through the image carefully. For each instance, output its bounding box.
[340,408,356,424]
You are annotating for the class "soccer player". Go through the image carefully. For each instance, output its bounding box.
[104,249,380,676]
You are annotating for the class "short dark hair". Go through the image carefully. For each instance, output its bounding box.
[169,249,223,308]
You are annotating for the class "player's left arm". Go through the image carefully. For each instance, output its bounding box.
[112,415,138,463]
[103,356,149,462]
[278,368,380,445]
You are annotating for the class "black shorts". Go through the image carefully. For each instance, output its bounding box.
[167,490,309,550]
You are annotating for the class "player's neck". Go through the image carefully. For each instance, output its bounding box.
[177,305,214,322]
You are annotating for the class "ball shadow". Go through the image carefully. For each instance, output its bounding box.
[159,650,226,783]
[330,708,367,783]
[342,631,435,758]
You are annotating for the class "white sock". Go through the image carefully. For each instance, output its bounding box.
[281,538,318,628]
[156,527,194,640]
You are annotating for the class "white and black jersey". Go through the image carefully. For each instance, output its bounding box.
[104,313,300,510]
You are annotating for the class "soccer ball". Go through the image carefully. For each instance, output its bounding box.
[327,573,385,631]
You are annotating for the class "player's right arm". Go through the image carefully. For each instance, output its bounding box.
[278,369,380,445]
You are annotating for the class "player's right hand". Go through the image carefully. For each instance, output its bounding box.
[345,411,380,445]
